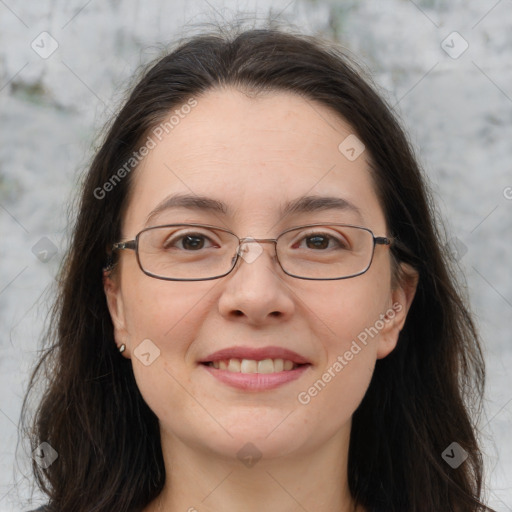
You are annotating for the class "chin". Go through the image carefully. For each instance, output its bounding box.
[203,412,312,458]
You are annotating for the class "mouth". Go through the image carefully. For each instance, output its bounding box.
[198,345,312,372]
[198,346,312,391]
[200,358,309,373]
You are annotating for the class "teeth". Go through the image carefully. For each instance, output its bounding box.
[273,358,284,372]
[208,358,301,373]
[257,359,274,374]
[241,359,258,373]
[227,358,241,372]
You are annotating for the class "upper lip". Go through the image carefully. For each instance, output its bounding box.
[199,346,311,365]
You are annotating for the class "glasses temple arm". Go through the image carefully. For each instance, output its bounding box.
[374,236,393,246]
[112,240,137,251]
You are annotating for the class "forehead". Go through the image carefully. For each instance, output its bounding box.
[124,88,385,234]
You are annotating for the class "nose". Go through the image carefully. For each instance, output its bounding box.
[217,238,295,325]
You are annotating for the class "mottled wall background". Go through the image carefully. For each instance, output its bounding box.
[1,0,511,510]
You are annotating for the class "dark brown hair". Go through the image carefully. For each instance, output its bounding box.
[20,25,494,512]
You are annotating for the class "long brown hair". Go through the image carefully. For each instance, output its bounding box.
[20,25,494,512]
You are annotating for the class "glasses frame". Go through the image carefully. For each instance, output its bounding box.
[111,222,393,281]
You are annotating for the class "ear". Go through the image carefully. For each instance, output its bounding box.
[103,270,130,358]
[376,263,419,359]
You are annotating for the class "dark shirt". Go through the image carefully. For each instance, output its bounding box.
[29,506,386,511]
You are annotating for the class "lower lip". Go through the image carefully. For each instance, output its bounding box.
[200,363,311,391]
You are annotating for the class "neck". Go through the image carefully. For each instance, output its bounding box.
[146,424,362,512]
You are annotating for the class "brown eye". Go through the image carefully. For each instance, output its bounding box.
[162,231,215,251]
[180,235,207,250]
[305,235,330,250]
[293,231,349,251]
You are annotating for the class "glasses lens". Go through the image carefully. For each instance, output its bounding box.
[136,224,375,281]
[137,225,238,280]
[277,225,374,279]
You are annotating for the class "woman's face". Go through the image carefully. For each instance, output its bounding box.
[105,88,414,462]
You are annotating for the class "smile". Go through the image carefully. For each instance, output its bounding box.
[203,358,303,373]
[200,359,311,391]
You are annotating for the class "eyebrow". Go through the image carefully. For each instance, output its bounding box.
[281,195,362,220]
[145,194,228,226]
[145,193,362,226]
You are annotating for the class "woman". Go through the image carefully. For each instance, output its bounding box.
[21,26,495,512]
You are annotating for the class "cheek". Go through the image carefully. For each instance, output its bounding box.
[123,276,217,419]
[120,274,222,403]
[297,271,391,416]
[307,268,391,352]
[296,349,375,446]
[296,326,378,437]
[122,266,216,347]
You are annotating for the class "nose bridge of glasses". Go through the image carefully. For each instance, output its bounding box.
[235,237,277,264]
[238,237,277,245]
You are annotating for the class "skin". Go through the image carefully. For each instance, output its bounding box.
[104,88,417,512]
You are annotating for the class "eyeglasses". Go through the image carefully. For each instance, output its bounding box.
[111,223,393,281]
